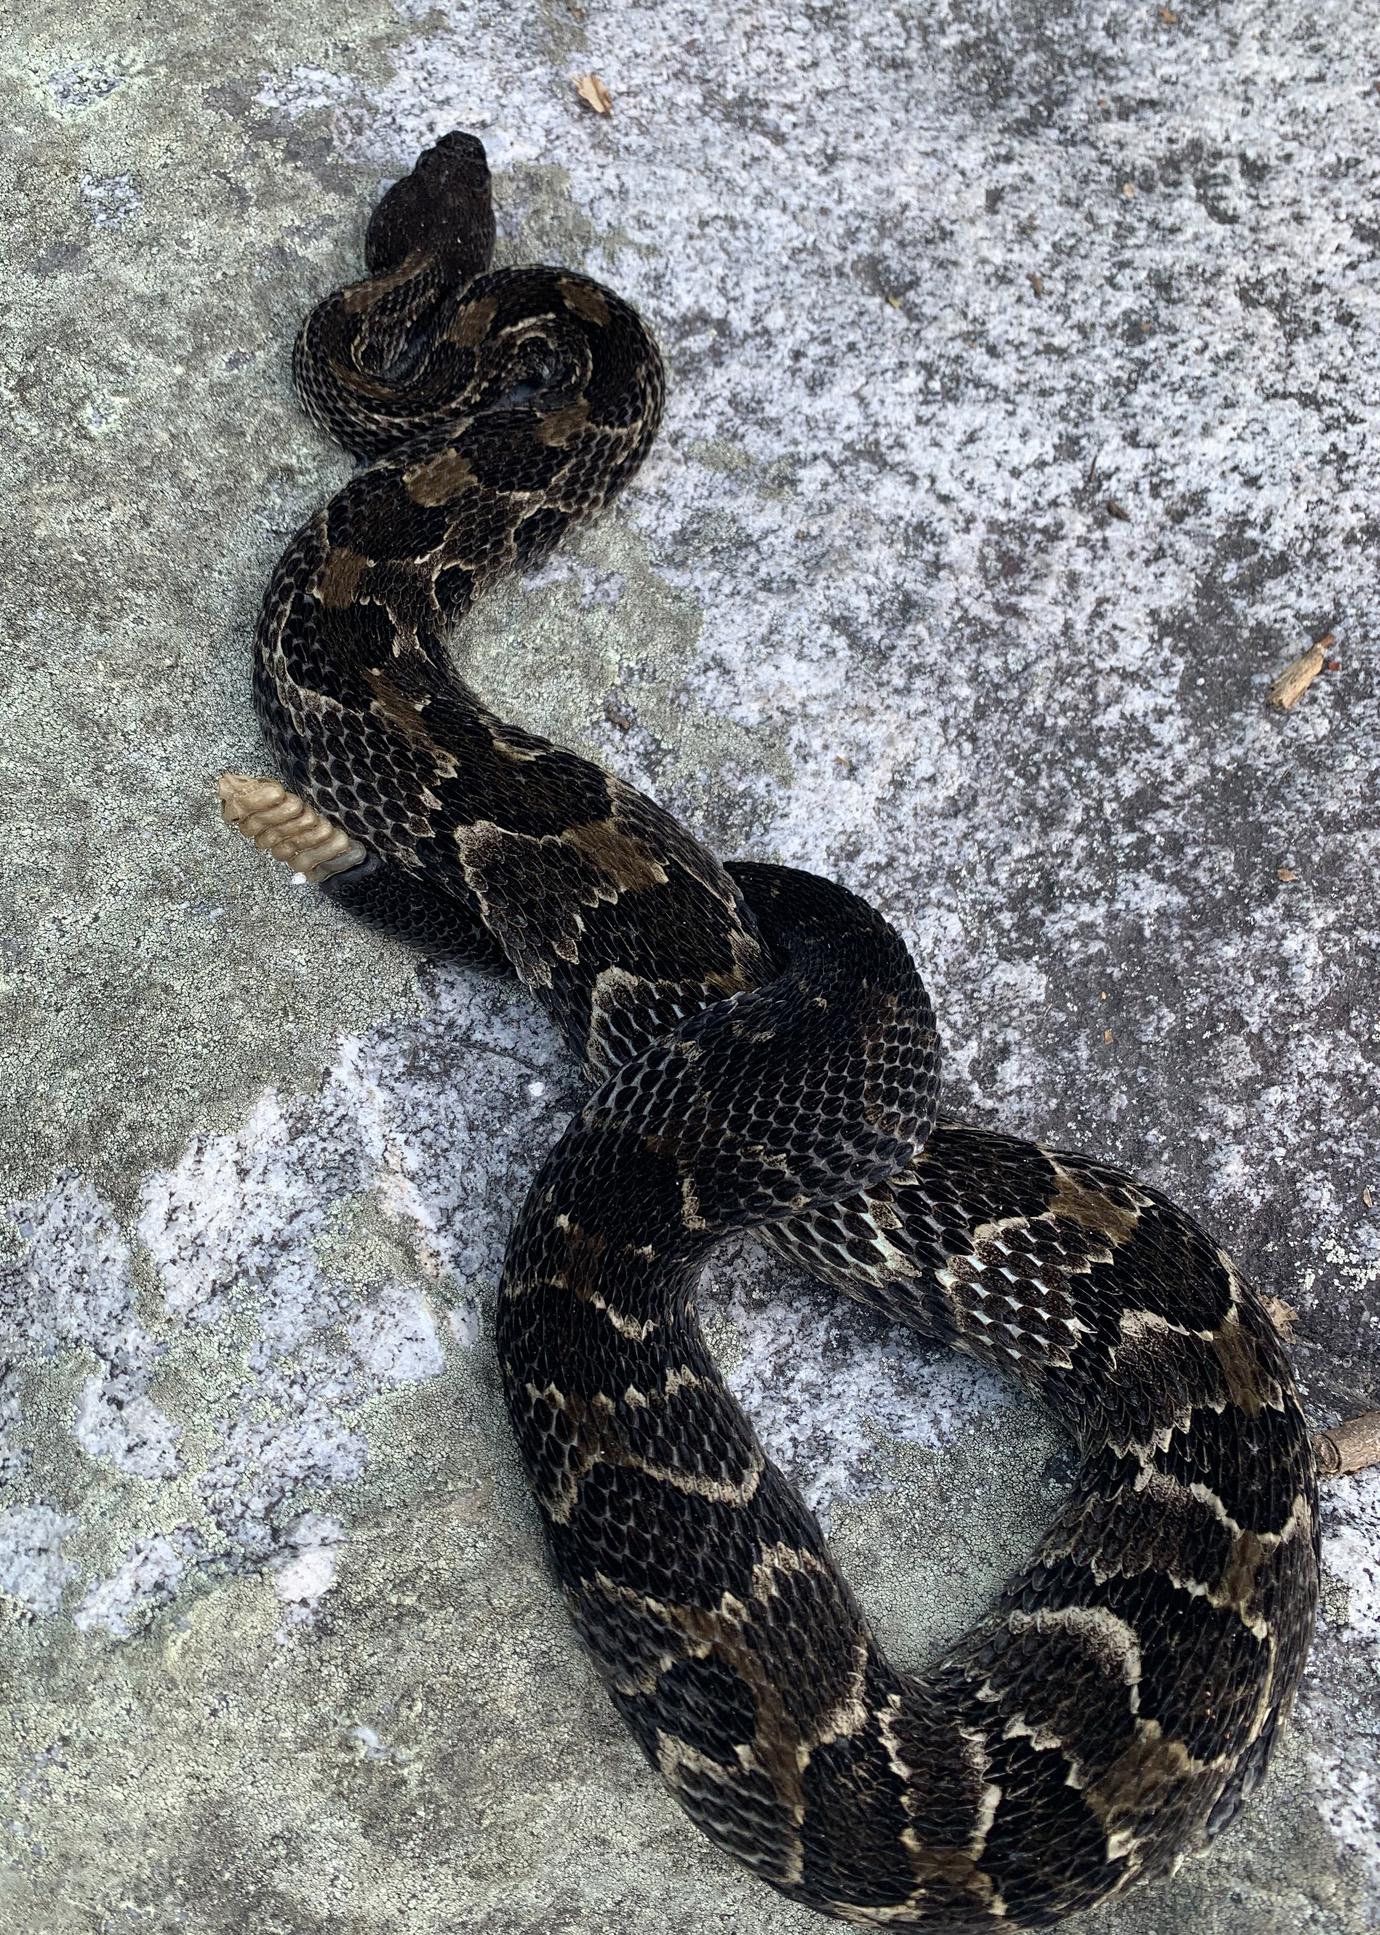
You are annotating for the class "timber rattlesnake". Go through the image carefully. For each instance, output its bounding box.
[221,133,1319,1929]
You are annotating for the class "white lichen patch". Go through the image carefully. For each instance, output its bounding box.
[73,1530,198,1639]
[1311,1464,1380,1904]
[73,1376,181,1480]
[347,1285,445,1384]
[0,1180,174,1494]
[79,172,139,227]
[2,973,576,1627]
[270,1511,346,1626]
[1321,1466,1380,1649]
[710,1237,1010,1524]
[448,1302,482,1349]
[0,1505,79,1617]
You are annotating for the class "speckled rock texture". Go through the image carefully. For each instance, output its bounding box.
[2,3,1377,1931]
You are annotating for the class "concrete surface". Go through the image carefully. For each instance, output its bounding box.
[3,2,1377,1931]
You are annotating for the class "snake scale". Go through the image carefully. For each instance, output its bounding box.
[221,134,1320,1928]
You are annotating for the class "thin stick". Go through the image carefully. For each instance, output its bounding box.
[1268,634,1333,709]
[1314,1411,1380,1478]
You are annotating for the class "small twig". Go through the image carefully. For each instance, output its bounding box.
[1314,1411,1380,1478]
[1268,633,1333,709]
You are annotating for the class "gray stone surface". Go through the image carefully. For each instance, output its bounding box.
[3,3,1377,1931]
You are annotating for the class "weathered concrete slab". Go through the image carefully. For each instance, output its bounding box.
[3,2,1377,1931]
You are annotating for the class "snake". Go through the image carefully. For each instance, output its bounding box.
[220,133,1320,1929]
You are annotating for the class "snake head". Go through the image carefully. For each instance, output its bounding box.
[365,131,496,278]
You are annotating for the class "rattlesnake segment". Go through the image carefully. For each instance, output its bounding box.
[231,134,1319,1928]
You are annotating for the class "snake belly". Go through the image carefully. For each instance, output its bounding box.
[235,133,1320,1930]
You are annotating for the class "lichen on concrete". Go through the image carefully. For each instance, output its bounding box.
[3,1,1378,1931]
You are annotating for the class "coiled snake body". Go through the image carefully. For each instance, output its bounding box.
[223,135,1320,1929]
